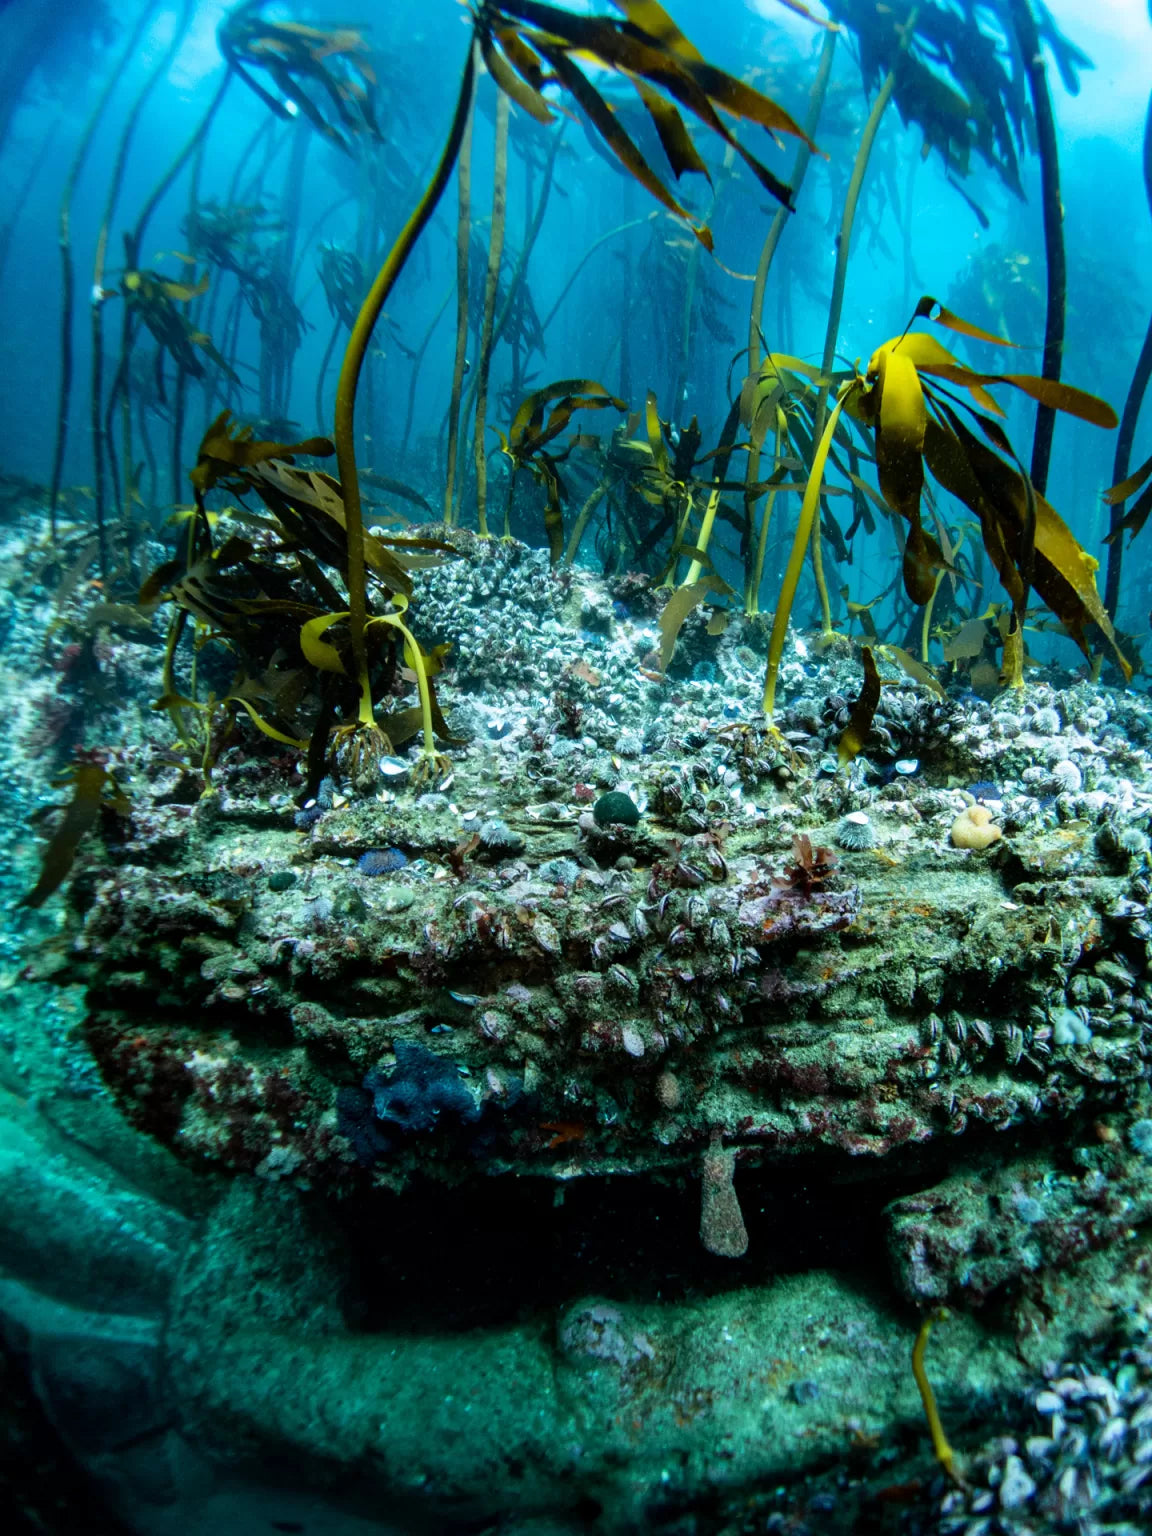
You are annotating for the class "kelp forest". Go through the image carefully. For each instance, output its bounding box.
[0,0,1147,818]
[8,6,1152,1528]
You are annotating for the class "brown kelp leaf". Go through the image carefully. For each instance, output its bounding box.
[190,410,334,492]
[578,17,799,205]
[902,522,947,608]
[160,272,211,303]
[847,472,889,516]
[605,0,814,143]
[1032,496,1131,679]
[21,763,113,909]
[247,461,414,597]
[837,647,881,765]
[220,11,378,151]
[888,331,1118,429]
[300,613,348,675]
[492,24,550,93]
[86,601,154,632]
[945,176,990,230]
[930,367,1118,429]
[530,39,714,248]
[874,346,926,523]
[610,0,704,59]
[511,0,813,147]
[225,696,309,750]
[627,72,711,179]
[926,413,1131,678]
[536,453,567,565]
[913,295,1017,347]
[359,469,435,512]
[943,615,991,662]
[879,644,946,697]
[509,379,625,458]
[1104,450,1152,506]
[644,390,670,478]
[379,674,468,749]
[922,410,1027,614]
[869,345,941,605]
[480,27,555,123]
[657,573,730,673]
[1103,480,1152,546]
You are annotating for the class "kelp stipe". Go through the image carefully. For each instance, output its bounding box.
[1104,54,1152,616]
[332,42,479,747]
[87,1,194,579]
[48,0,160,548]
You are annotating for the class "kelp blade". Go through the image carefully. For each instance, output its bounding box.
[21,764,110,909]
[837,647,881,764]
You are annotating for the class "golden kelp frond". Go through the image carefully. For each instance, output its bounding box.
[765,298,1127,706]
[145,415,461,787]
[317,245,366,331]
[190,411,335,494]
[495,379,626,563]
[218,4,380,152]
[120,270,237,389]
[821,0,1090,199]
[21,759,129,909]
[239,461,415,599]
[657,572,731,674]
[854,301,1121,679]
[921,398,1130,681]
[911,294,1016,348]
[1104,450,1152,546]
[837,646,881,765]
[477,0,818,246]
[505,378,627,460]
[866,298,1118,428]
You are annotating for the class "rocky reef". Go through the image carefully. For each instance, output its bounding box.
[6,526,1152,1533]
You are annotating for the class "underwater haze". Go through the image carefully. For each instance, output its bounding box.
[3,1,1152,1532]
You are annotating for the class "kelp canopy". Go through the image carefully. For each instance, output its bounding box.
[4,0,1145,798]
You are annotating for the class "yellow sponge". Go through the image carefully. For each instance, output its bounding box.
[950,804,1002,850]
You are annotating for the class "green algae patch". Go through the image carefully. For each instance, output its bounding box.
[592,791,641,828]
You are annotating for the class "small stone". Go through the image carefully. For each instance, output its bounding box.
[268,870,297,892]
[621,1025,645,1058]
[789,1379,820,1406]
[379,887,415,914]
